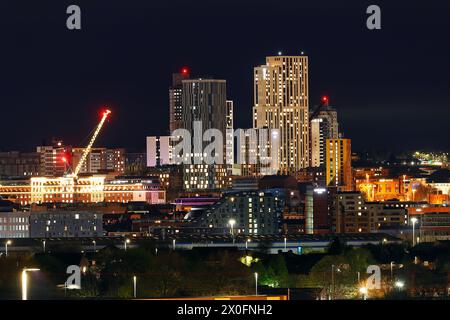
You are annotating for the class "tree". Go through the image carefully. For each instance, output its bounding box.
[328,237,344,255]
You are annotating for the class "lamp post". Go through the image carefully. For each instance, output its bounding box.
[5,240,11,257]
[331,265,335,300]
[42,240,46,253]
[124,238,130,251]
[284,237,287,252]
[133,275,137,298]
[359,286,367,300]
[246,238,250,250]
[229,219,236,237]
[229,219,236,244]
[390,261,394,282]
[21,268,40,300]
[411,217,418,246]
[172,239,176,250]
[92,240,96,253]
[254,272,258,296]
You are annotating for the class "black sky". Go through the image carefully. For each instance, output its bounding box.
[1,0,449,153]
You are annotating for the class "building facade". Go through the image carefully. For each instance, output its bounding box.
[0,176,166,205]
[197,190,284,235]
[29,211,103,238]
[325,138,353,191]
[332,192,409,233]
[146,136,172,167]
[169,69,190,134]
[36,143,71,177]
[181,79,229,190]
[71,147,125,175]
[0,152,41,178]
[0,212,30,238]
[310,96,339,167]
[253,54,309,174]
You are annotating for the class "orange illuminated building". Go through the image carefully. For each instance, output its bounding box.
[408,206,450,217]
[428,193,449,205]
[0,176,166,205]
[354,167,390,180]
[325,139,353,191]
[356,174,428,202]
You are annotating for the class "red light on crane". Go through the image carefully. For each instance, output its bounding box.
[100,108,112,118]
[321,96,329,103]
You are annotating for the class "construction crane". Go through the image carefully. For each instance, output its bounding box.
[70,109,112,177]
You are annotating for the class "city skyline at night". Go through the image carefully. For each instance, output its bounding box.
[1,0,449,153]
[2,0,450,307]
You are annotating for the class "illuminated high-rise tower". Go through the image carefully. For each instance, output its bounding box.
[310,96,339,167]
[253,54,309,173]
[181,78,229,190]
[169,68,190,134]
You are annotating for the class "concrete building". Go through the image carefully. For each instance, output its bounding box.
[253,54,309,174]
[71,147,125,175]
[169,68,190,134]
[146,136,172,167]
[181,78,229,190]
[36,142,71,177]
[325,138,353,191]
[310,96,339,167]
[235,128,279,176]
[0,151,41,178]
[420,211,450,242]
[124,152,146,175]
[196,190,284,235]
[332,192,409,233]
[226,100,234,167]
[0,211,30,238]
[29,211,103,238]
[408,205,450,242]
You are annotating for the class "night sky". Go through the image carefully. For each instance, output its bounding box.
[1,0,449,154]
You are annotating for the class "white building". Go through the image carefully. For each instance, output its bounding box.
[0,212,30,238]
[146,136,172,167]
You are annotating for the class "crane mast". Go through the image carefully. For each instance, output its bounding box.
[72,109,111,177]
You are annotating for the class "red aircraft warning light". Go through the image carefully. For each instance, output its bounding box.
[181,67,189,75]
[321,96,329,103]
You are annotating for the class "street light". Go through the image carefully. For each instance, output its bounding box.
[42,240,46,253]
[411,217,418,246]
[394,280,404,289]
[284,237,287,252]
[92,240,96,253]
[172,239,176,250]
[124,238,130,251]
[5,240,11,257]
[228,219,236,237]
[133,275,137,298]
[254,272,258,296]
[21,268,40,300]
[245,238,251,250]
[390,261,394,281]
[359,286,368,300]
